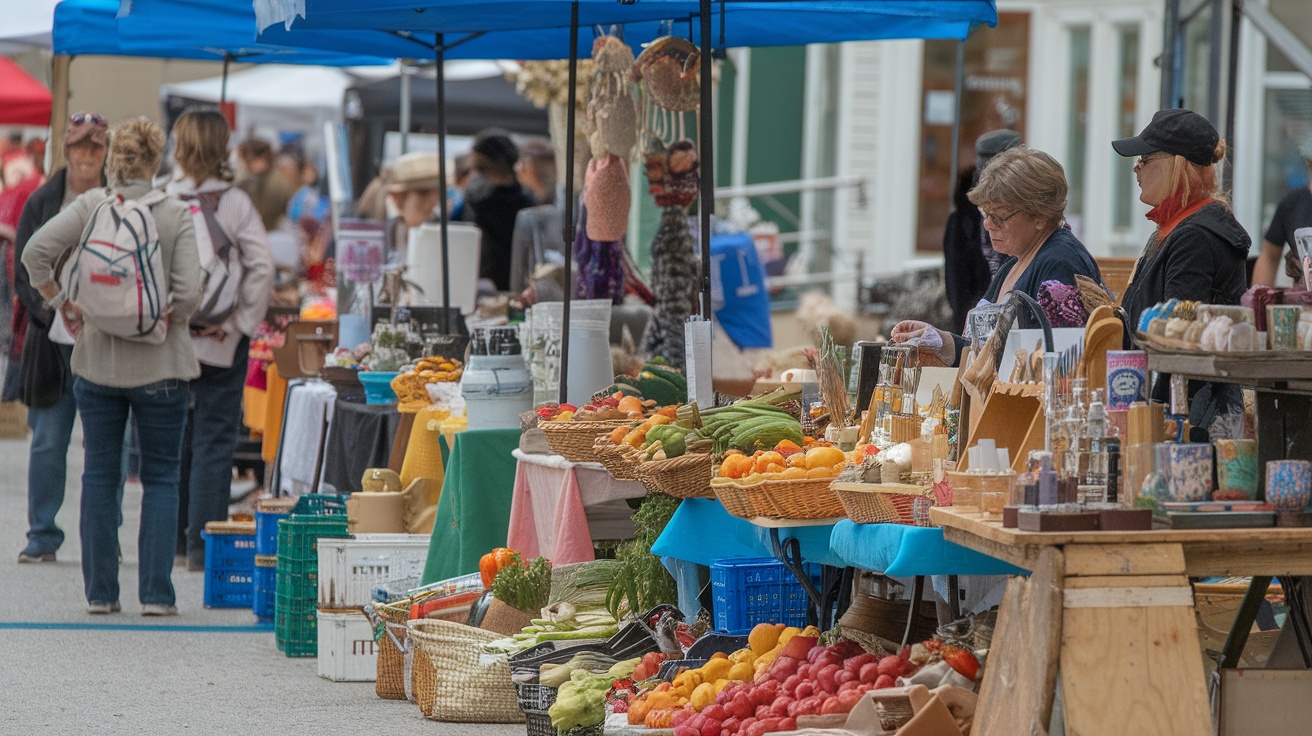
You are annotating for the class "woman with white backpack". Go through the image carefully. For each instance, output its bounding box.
[23,118,201,616]
[166,109,274,571]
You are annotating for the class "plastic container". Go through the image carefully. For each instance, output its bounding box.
[275,513,349,658]
[460,353,533,431]
[316,533,432,609]
[201,524,256,570]
[531,300,614,406]
[710,557,821,635]
[252,557,276,622]
[316,610,379,682]
[357,371,401,404]
[255,506,292,557]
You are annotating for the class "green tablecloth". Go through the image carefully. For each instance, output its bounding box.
[421,428,522,584]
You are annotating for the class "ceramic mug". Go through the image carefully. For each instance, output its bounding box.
[1164,443,1213,502]
[1266,306,1301,351]
[1265,459,1312,512]
[1213,439,1258,501]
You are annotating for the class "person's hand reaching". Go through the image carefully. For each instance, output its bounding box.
[889,320,957,366]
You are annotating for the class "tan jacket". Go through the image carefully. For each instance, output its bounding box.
[22,180,203,388]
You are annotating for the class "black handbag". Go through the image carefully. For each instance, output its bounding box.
[19,324,68,409]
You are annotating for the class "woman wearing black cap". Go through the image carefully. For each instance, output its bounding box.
[1113,109,1249,435]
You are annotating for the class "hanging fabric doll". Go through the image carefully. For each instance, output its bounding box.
[573,207,627,305]
[640,138,700,367]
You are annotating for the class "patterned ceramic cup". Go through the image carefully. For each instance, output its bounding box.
[1163,443,1213,502]
[1265,459,1312,512]
[1214,439,1258,501]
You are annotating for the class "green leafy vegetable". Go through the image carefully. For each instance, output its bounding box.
[605,494,680,619]
[491,554,552,614]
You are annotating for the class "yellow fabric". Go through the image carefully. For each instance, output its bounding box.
[400,405,449,489]
[261,363,289,465]
[243,386,267,433]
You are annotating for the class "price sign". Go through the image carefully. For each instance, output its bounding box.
[336,218,385,284]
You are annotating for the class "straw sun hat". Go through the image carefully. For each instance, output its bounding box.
[387,151,442,193]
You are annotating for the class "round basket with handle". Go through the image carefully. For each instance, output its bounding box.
[832,482,935,526]
[540,420,629,463]
[408,618,525,723]
[592,436,641,480]
[638,452,715,499]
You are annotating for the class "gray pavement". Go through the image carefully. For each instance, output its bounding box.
[0,422,523,735]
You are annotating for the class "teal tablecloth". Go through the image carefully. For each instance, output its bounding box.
[827,519,1024,576]
[421,429,522,584]
[651,498,845,567]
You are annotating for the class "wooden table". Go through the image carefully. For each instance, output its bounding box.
[930,506,1312,736]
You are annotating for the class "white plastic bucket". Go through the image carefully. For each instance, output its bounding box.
[461,354,533,431]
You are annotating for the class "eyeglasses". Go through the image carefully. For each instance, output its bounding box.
[981,208,1021,225]
[70,113,107,128]
[1136,152,1170,167]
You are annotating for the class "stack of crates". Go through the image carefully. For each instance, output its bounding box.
[201,521,257,608]
[710,557,821,635]
[252,498,295,623]
[275,494,348,657]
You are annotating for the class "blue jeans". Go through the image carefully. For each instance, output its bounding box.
[179,337,250,561]
[24,381,79,555]
[74,377,189,606]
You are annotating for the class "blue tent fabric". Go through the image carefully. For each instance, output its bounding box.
[254,0,996,58]
[54,0,387,65]
[827,519,1024,576]
[651,497,846,567]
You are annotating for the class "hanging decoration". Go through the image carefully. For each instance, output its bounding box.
[585,32,639,159]
[573,208,628,305]
[632,34,700,144]
[640,138,700,367]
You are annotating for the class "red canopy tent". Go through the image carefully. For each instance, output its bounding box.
[0,57,52,126]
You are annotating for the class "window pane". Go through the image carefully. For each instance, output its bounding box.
[1067,26,1091,224]
[1262,89,1312,231]
[1114,26,1141,230]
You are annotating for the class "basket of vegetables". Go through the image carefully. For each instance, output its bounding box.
[636,452,715,499]
[591,435,642,481]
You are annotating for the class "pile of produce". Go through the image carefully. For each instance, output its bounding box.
[717,443,849,482]
[676,389,802,456]
[484,557,624,654]
[605,494,681,619]
[548,660,638,731]
[598,360,688,407]
[537,395,677,423]
[390,356,464,405]
[626,624,981,736]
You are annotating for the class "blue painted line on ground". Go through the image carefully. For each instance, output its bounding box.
[0,622,274,632]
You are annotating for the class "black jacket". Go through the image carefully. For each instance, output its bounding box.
[1120,200,1250,329]
[942,166,991,334]
[13,169,78,408]
[1121,200,1251,438]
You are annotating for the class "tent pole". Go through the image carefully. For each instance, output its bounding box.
[399,62,412,154]
[698,0,714,318]
[221,54,231,104]
[948,39,964,208]
[49,55,71,172]
[560,0,579,405]
[435,39,453,334]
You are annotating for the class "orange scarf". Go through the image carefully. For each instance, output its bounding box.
[1146,195,1216,241]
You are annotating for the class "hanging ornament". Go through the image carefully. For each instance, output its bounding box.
[586,33,639,159]
[583,154,631,241]
[632,33,700,145]
[573,208,628,305]
[640,205,699,367]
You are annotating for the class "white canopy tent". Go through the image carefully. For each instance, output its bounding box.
[0,0,60,53]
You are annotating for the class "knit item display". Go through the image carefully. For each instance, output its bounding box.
[583,154,630,241]
[586,34,638,159]
[573,208,627,305]
[640,206,699,367]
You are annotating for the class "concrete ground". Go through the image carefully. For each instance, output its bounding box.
[0,422,523,735]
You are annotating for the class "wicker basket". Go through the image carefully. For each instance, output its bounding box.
[480,597,536,637]
[833,482,935,526]
[369,599,412,700]
[592,437,641,481]
[540,420,628,463]
[712,480,758,519]
[408,618,525,723]
[638,453,715,499]
[748,477,847,520]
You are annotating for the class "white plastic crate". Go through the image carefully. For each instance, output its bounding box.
[317,533,431,609]
[316,610,378,682]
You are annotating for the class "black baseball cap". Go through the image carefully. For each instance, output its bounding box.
[1112,109,1220,167]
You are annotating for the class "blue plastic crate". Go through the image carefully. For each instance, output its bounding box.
[202,530,256,570]
[253,561,276,622]
[205,566,255,608]
[255,510,289,556]
[710,557,821,635]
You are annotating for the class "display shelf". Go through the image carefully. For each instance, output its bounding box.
[1144,348,1312,387]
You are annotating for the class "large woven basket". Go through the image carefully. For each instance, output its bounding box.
[369,600,411,700]
[637,453,715,499]
[408,618,525,723]
[747,477,846,520]
[712,480,758,519]
[540,420,628,463]
[592,436,641,481]
[832,482,935,526]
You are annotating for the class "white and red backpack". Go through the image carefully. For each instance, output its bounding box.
[62,190,170,344]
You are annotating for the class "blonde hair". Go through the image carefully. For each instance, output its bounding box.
[172,109,232,183]
[968,145,1068,228]
[1163,140,1228,208]
[107,118,165,186]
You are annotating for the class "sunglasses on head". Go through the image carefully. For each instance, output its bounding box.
[70,113,107,127]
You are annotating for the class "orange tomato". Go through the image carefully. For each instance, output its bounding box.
[788,454,808,469]
[762,463,786,475]
[776,439,803,456]
[805,446,847,470]
[779,467,807,480]
[806,466,835,479]
[757,451,785,468]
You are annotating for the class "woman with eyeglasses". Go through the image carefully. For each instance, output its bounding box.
[1112,109,1249,436]
[890,146,1104,366]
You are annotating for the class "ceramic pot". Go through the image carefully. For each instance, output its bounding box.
[1266,460,1312,518]
[1214,439,1258,501]
[1164,443,1213,502]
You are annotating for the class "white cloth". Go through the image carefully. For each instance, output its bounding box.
[277,380,338,496]
[165,175,276,367]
